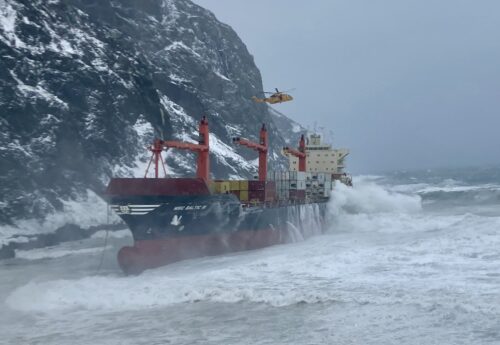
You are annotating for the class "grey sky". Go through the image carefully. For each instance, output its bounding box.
[194,0,500,173]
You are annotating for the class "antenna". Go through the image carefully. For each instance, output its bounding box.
[324,129,334,145]
[319,125,325,139]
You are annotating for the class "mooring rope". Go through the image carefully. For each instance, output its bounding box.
[95,204,110,274]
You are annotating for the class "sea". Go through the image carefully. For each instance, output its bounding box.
[1,166,499,345]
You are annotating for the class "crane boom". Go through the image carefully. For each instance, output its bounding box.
[283,134,307,172]
[233,124,268,181]
[145,116,210,181]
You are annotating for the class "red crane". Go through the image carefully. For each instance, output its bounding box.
[145,116,210,181]
[232,124,268,181]
[283,134,307,172]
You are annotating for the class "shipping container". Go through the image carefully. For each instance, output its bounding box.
[297,171,306,181]
[239,180,249,190]
[265,188,277,201]
[288,180,306,190]
[265,181,276,190]
[289,189,306,200]
[249,190,265,202]
[230,181,240,191]
[240,190,249,201]
[249,180,265,191]
[283,180,290,190]
[278,190,289,200]
[214,181,231,194]
[324,181,332,191]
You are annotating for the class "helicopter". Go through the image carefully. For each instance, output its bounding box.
[252,88,294,104]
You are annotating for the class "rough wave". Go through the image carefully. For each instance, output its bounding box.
[15,245,113,261]
[5,176,500,316]
[329,177,422,215]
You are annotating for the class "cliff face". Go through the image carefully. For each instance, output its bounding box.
[0,0,304,237]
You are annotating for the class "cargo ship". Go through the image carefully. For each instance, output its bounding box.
[105,116,351,274]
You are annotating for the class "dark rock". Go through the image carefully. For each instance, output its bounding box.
[0,0,304,230]
[1,223,128,260]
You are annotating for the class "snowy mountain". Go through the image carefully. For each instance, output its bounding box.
[0,0,306,245]
[268,107,305,146]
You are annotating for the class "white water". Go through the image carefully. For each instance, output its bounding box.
[1,173,500,344]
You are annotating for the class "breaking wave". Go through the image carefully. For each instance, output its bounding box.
[5,175,500,314]
[329,177,422,215]
[15,246,113,261]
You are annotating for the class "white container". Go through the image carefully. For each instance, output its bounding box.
[317,173,325,182]
[279,190,289,199]
[297,171,306,181]
[324,181,332,191]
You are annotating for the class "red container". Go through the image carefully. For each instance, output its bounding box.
[248,180,265,191]
[289,190,306,200]
[106,178,210,196]
[265,181,276,190]
[264,181,276,201]
[266,190,276,201]
[249,190,265,201]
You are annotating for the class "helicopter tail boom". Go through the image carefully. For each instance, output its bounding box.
[252,96,266,103]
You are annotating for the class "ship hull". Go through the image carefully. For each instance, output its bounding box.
[113,199,328,274]
[118,226,286,275]
[106,178,329,274]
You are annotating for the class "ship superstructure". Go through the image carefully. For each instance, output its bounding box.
[286,133,350,180]
[105,116,351,274]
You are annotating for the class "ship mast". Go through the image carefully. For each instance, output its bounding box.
[145,116,210,181]
[283,134,307,172]
[232,123,268,181]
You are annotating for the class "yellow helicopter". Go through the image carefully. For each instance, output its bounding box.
[252,88,294,104]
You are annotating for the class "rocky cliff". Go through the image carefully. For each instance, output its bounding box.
[0,0,304,242]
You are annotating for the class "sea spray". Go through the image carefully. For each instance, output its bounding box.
[328,178,422,216]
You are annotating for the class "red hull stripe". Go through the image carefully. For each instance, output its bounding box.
[118,228,291,275]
